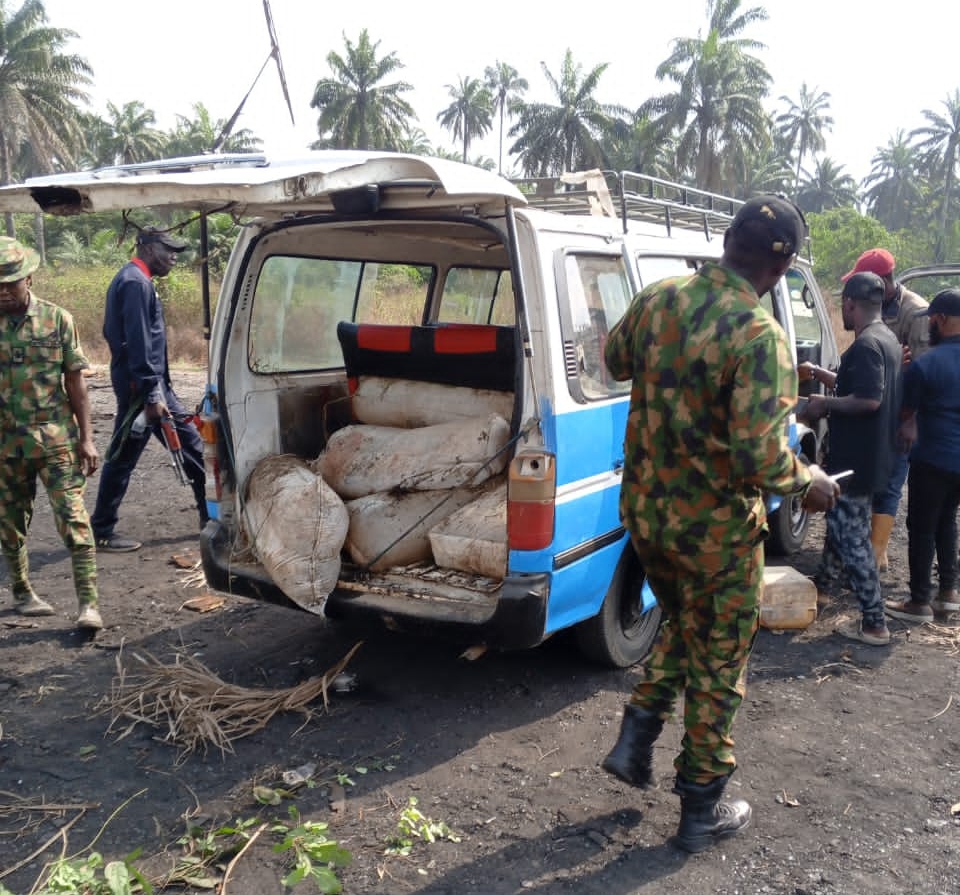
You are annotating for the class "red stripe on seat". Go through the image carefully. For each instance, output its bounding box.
[355,325,413,352]
[434,325,498,354]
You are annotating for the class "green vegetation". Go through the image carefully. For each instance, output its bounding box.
[384,797,461,857]
[2,0,959,303]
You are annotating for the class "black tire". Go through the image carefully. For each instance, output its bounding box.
[575,545,662,668]
[766,483,811,556]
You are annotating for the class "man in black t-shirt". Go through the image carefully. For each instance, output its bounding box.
[800,272,902,646]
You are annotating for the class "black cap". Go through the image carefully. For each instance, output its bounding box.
[728,195,807,257]
[841,271,885,303]
[136,226,188,251]
[922,288,960,317]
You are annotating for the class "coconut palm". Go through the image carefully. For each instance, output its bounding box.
[437,76,493,164]
[508,49,625,177]
[775,83,833,187]
[642,0,771,193]
[0,0,92,235]
[310,29,416,151]
[603,111,673,179]
[862,131,925,232]
[795,157,858,213]
[165,102,260,157]
[96,101,167,166]
[483,61,528,174]
[910,89,960,245]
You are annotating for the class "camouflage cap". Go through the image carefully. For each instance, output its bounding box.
[0,236,41,283]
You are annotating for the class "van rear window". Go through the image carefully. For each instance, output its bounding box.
[247,256,433,373]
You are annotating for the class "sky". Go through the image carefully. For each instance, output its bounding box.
[36,0,959,186]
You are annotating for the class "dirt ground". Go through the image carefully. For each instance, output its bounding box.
[2,367,959,895]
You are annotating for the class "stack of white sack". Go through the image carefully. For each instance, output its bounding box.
[315,414,511,499]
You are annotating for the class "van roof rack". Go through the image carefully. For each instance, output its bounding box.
[512,169,744,239]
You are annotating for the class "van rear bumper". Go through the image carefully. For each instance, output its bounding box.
[200,521,550,650]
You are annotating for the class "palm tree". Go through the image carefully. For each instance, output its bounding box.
[775,83,833,187]
[394,125,434,156]
[732,142,793,198]
[641,0,771,193]
[508,49,625,176]
[862,131,925,232]
[437,76,493,164]
[0,0,92,235]
[603,111,672,178]
[910,90,960,246]
[483,61,527,174]
[795,157,858,213]
[165,102,260,156]
[310,29,416,151]
[96,101,167,166]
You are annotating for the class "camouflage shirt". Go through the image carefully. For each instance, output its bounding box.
[0,292,88,454]
[604,262,812,554]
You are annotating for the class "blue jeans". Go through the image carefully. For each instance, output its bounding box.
[872,451,909,516]
[91,386,207,540]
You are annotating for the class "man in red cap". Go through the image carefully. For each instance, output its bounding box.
[840,248,929,572]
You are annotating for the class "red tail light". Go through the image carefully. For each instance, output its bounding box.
[508,451,556,551]
[198,413,222,503]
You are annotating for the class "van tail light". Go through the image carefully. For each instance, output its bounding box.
[508,451,556,551]
[198,412,222,505]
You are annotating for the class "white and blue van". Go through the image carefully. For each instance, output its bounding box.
[0,154,837,666]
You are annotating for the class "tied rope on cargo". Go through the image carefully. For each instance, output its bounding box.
[355,421,537,577]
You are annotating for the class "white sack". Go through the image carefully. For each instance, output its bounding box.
[244,454,348,613]
[351,376,514,427]
[429,481,508,579]
[345,482,498,571]
[316,414,510,500]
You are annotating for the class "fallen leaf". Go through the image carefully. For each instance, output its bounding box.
[253,785,282,805]
[460,644,487,661]
[549,770,564,778]
[79,745,97,757]
[951,802,960,816]
[171,551,201,569]
[180,594,225,613]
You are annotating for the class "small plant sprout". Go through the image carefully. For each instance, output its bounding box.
[271,805,351,893]
[384,796,461,856]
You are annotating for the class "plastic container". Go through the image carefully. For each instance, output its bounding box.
[760,565,818,630]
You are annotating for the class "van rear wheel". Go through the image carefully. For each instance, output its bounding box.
[575,545,662,668]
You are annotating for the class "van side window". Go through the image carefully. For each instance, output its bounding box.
[248,256,433,373]
[563,254,633,400]
[437,267,515,325]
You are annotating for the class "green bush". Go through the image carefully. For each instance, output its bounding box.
[32,264,216,367]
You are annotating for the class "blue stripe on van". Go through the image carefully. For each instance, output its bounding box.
[510,398,632,631]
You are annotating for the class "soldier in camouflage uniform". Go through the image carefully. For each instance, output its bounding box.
[599,197,839,854]
[0,237,103,630]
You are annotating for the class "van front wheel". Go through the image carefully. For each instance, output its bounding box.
[575,546,662,668]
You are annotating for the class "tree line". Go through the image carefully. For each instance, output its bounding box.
[2,0,958,279]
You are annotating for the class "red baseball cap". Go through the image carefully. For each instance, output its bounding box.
[841,248,895,282]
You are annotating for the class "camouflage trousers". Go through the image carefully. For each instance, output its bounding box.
[627,537,762,783]
[0,441,97,608]
[815,492,883,628]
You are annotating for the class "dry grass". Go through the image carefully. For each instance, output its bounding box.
[97,642,362,764]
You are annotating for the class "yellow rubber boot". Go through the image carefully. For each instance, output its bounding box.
[871,513,895,572]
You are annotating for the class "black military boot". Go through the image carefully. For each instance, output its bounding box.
[601,704,665,788]
[672,773,752,853]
